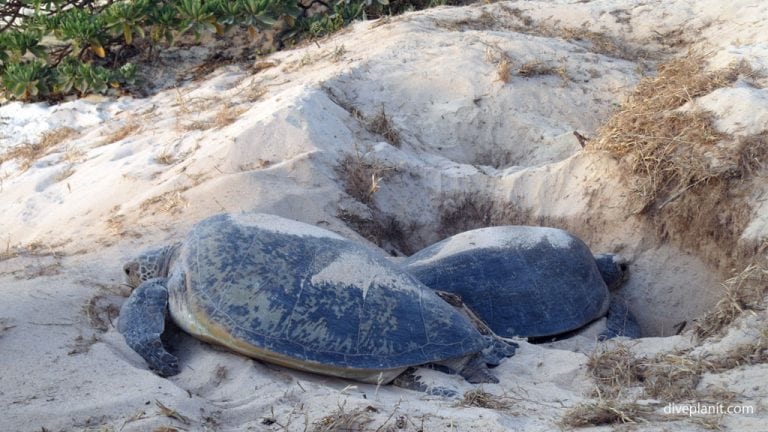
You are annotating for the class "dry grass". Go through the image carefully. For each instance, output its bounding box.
[438,193,532,240]
[0,127,78,170]
[587,343,644,399]
[641,352,708,401]
[155,400,191,425]
[84,294,121,332]
[589,343,707,402]
[330,45,347,62]
[63,145,85,163]
[561,398,653,428]
[2,240,66,279]
[244,85,268,101]
[484,47,513,84]
[588,343,702,402]
[709,330,768,370]
[104,209,141,239]
[39,127,78,150]
[588,331,768,405]
[299,53,314,67]
[459,389,511,410]
[440,5,650,60]
[154,151,176,165]
[312,405,374,432]
[517,61,568,80]
[0,240,65,261]
[335,152,425,255]
[140,190,188,215]
[105,121,141,145]
[587,53,762,271]
[366,108,401,147]
[337,209,414,256]
[213,105,246,128]
[560,27,646,60]
[180,119,214,131]
[174,88,192,115]
[238,159,272,171]
[336,153,393,205]
[67,334,100,356]
[251,61,277,73]
[435,10,498,31]
[694,256,768,339]
[496,56,511,83]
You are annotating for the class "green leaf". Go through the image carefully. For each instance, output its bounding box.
[1,60,51,100]
[55,8,107,57]
[177,0,221,38]
[0,30,45,62]
[117,62,137,85]
[104,0,150,45]
[254,15,277,27]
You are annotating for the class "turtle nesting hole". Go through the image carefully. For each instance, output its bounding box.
[350,188,732,340]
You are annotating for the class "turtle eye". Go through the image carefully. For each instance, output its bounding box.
[620,263,628,272]
[123,262,141,286]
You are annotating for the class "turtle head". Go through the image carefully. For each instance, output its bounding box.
[594,253,629,291]
[124,243,181,288]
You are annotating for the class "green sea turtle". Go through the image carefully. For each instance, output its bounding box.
[402,226,641,341]
[118,213,516,390]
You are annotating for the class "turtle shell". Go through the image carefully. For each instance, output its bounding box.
[166,213,486,383]
[402,226,610,338]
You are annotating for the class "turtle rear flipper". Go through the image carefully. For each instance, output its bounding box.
[392,368,459,398]
[118,277,180,377]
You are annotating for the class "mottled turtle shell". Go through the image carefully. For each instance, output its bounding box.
[402,226,611,338]
[166,213,486,383]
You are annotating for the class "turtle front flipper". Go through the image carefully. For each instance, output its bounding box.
[481,335,518,366]
[599,298,641,340]
[118,277,180,377]
[458,354,499,384]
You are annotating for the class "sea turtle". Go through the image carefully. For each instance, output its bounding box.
[118,213,516,390]
[401,226,641,341]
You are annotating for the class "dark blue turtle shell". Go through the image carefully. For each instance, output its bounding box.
[402,226,611,338]
[166,213,486,375]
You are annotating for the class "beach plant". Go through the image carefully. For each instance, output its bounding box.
[0,30,47,62]
[148,4,181,46]
[0,0,450,101]
[54,57,112,95]
[54,8,108,58]
[103,0,150,45]
[240,0,301,37]
[1,59,52,99]
[176,0,223,39]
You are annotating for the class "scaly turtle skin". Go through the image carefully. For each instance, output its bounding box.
[119,213,516,387]
[402,226,640,340]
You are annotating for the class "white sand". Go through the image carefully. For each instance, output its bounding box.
[1,1,767,430]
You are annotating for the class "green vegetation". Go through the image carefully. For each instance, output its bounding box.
[0,0,410,102]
